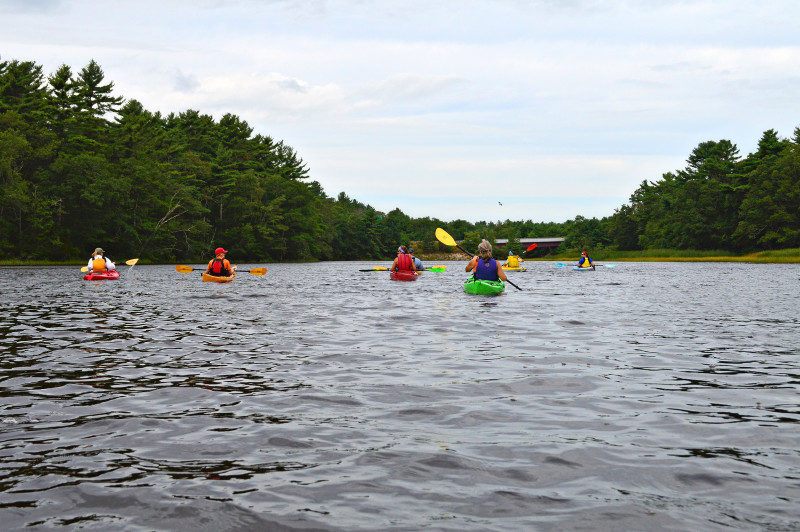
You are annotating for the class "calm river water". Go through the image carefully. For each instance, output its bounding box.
[1,261,798,531]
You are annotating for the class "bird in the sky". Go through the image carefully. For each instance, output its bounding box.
[498,201,502,206]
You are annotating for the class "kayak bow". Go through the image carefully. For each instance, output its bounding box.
[463,278,505,295]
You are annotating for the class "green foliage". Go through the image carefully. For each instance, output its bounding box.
[504,226,521,255]
[733,144,800,249]
[617,131,799,253]
[564,215,608,250]
[1,55,798,262]
[461,231,482,255]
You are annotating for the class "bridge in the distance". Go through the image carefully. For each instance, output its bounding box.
[495,237,564,249]
[455,237,565,249]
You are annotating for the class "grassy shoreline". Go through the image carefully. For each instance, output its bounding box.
[421,248,800,263]
[539,248,800,264]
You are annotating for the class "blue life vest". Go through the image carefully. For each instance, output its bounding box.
[474,257,498,281]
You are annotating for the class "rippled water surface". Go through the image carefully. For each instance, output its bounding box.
[1,262,799,531]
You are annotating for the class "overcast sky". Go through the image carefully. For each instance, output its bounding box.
[3,0,799,223]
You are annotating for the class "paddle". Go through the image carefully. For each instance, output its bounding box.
[175,265,267,275]
[359,265,447,272]
[81,258,139,272]
[435,228,521,291]
[523,242,537,256]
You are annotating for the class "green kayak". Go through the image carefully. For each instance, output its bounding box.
[463,278,505,295]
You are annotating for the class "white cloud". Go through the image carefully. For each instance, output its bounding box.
[2,0,800,222]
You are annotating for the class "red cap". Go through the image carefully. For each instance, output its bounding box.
[215,247,228,255]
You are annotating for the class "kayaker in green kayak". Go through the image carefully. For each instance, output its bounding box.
[466,240,507,282]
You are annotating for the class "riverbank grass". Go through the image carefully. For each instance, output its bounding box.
[539,248,800,263]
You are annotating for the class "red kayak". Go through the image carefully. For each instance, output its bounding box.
[83,270,120,281]
[390,270,418,281]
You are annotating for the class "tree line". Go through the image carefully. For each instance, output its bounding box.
[1,56,798,262]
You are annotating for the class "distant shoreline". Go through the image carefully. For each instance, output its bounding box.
[3,250,799,267]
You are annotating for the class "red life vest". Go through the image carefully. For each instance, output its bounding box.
[209,258,230,276]
[397,253,413,271]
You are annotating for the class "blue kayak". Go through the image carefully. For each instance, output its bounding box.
[573,266,595,271]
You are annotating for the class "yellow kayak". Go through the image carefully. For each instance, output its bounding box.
[502,266,527,271]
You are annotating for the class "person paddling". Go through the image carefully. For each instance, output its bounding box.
[577,251,594,269]
[502,250,522,268]
[391,245,417,273]
[87,248,116,273]
[466,240,507,282]
[205,247,237,277]
[409,248,424,271]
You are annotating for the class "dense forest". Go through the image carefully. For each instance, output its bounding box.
[1,57,799,262]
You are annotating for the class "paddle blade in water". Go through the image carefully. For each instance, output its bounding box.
[126,258,139,266]
[80,266,89,272]
[248,268,267,275]
[435,228,457,247]
[175,265,195,273]
[555,263,565,268]
[526,242,538,252]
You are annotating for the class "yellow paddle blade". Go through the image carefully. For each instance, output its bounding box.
[435,227,457,247]
[433,265,446,269]
[80,266,89,272]
[175,265,195,273]
[248,268,267,275]
[126,258,139,266]
[373,266,388,271]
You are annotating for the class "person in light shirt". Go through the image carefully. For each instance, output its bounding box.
[408,248,424,271]
[87,248,115,273]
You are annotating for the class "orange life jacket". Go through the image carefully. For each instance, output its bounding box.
[92,257,106,272]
